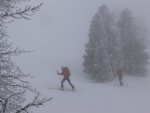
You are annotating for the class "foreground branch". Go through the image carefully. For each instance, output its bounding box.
[1,3,43,20]
[16,93,52,113]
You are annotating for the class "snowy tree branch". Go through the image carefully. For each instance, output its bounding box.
[1,3,43,20]
[16,93,52,113]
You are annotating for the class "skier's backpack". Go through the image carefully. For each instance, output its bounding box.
[65,67,71,76]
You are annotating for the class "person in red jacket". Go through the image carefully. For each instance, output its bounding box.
[114,68,123,86]
[57,66,75,91]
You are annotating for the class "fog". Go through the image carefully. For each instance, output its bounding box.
[3,1,150,113]
[7,0,150,74]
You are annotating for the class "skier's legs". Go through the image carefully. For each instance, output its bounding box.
[119,77,123,86]
[61,78,66,88]
[120,81,123,86]
[66,77,75,89]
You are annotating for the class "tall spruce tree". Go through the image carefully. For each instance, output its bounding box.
[117,8,149,75]
[83,4,118,81]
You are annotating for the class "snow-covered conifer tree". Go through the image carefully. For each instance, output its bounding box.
[83,4,118,81]
[117,8,149,75]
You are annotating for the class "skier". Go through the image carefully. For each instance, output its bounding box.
[57,66,75,91]
[114,68,123,86]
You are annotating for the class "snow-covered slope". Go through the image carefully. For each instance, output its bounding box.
[27,59,150,113]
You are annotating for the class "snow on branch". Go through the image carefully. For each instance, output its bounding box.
[16,93,52,113]
[1,3,43,20]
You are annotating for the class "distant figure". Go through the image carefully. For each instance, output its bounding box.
[57,66,75,91]
[114,68,123,86]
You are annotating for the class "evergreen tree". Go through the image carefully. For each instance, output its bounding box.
[83,4,118,81]
[117,8,149,75]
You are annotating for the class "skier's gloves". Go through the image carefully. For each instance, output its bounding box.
[57,70,60,75]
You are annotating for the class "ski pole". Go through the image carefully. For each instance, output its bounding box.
[57,70,62,81]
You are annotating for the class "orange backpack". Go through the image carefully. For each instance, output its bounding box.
[64,67,71,76]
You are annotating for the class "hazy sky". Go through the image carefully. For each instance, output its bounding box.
[7,0,150,73]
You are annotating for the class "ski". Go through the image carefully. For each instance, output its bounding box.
[48,87,76,92]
